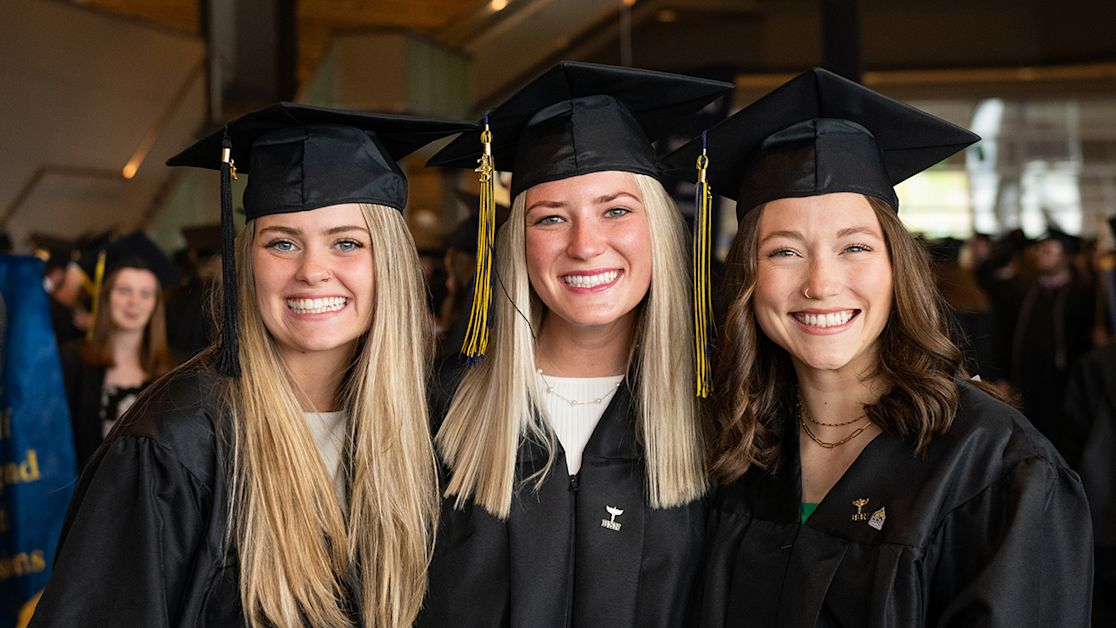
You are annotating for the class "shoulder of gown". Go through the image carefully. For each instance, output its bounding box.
[30,359,233,627]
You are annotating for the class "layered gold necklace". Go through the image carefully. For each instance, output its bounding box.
[798,396,873,449]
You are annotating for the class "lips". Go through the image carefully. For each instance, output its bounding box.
[792,310,856,328]
[561,270,620,289]
[287,296,348,314]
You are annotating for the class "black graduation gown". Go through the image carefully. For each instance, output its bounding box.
[694,380,1093,628]
[59,339,156,470]
[32,362,247,627]
[58,339,106,469]
[419,381,706,627]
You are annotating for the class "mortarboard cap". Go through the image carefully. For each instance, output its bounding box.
[77,231,181,288]
[428,61,732,198]
[1039,228,1082,255]
[167,102,475,217]
[165,102,474,376]
[663,68,981,217]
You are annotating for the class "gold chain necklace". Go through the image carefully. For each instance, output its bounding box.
[799,416,873,449]
[536,368,621,407]
[798,395,865,427]
[797,396,872,448]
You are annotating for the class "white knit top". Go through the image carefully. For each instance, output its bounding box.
[536,372,624,474]
[304,410,348,508]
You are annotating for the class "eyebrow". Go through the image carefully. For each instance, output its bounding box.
[257,224,370,237]
[525,191,642,214]
[760,225,881,244]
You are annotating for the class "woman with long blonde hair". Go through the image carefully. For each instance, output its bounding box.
[665,68,1092,627]
[418,62,732,627]
[32,104,471,627]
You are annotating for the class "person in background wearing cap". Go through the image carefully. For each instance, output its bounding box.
[665,68,1092,627]
[59,231,178,470]
[418,62,732,627]
[1009,229,1096,455]
[31,104,472,628]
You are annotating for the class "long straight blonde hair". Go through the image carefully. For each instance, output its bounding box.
[227,204,437,627]
[436,173,707,519]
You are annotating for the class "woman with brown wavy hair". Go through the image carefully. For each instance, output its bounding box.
[665,68,1093,627]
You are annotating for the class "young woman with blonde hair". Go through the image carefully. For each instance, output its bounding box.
[666,68,1092,627]
[418,62,732,627]
[32,104,471,628]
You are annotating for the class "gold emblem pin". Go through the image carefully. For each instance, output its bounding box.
[851,498,870,521]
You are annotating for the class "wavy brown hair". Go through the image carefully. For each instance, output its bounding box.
[81,265,173,378]
[711,196,974,482]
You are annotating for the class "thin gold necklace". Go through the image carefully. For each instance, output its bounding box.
[798,396,865,427]
[536,368,622,407]
[800,416,873,449]
[797,396,872,448]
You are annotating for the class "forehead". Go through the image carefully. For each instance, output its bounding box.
[112,267,158,286]
[523,170,642,205]
[757,193,880,235]
[253,203,367,230]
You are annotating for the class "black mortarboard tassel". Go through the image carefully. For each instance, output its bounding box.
[166,102,474,377]
[428,61,732,373]
[663,68,982,217]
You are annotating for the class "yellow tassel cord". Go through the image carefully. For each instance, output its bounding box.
[461,120,497,362]
[693,139,713,398]
[85,250,107,342]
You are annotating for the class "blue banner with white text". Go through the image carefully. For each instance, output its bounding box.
[0,255,76,627]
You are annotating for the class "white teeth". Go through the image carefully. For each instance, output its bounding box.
[287,297,347,314]
[562,271,619,288]
[795,310,854,328]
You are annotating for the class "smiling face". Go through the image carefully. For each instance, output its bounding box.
[251,203,375,367]
[753,192,894,378]
[107,267,159,333]
[523,170,653,333]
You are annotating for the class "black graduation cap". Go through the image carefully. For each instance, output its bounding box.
[428,61,733,197]
[167,102,475,216]
[165,102,474,376]
[662,67,981,217]
[1039,228,1082,255]
[29,233,81,272]
[77,231,181,288]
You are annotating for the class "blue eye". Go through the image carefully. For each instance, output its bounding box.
[535,215,563,226]
[605,207,631,218]
[845,243,872,253]
[336,239,363,252]
[265,239,296,252]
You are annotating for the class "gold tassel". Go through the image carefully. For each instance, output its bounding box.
[85,250,107,342]
[461,118,496,362]
[693,133,713,397]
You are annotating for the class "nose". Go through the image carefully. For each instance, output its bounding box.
[804,255,840,300]
[295,249,332,284]
[566,217,606,260]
